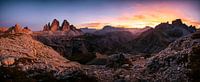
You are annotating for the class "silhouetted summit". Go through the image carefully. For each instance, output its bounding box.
[43,19,81,33]
[172,19,183,25]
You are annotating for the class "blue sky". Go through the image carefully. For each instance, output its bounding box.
[0,0,200,30]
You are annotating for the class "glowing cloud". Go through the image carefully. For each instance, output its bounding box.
[80,2,200,29]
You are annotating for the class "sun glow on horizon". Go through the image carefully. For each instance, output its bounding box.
[79,2,200,29]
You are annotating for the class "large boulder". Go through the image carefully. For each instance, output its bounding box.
[106,53,132,68]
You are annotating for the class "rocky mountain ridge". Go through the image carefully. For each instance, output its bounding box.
[43,19,82,34]
[0,24,32,35]
[129,19,196,53]
[0,19,199,82]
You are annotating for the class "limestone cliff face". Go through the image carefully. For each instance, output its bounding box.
[60,20,70,31]
[42,19,83,35]
[50,19,60,32]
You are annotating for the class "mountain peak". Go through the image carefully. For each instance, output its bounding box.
[13,24,22,33]
[52,19,59,23]
[172,19,183,25]
[60,20,70,31]
[102,25,114,30]
[42,19,83,36]
[50,19,60,32]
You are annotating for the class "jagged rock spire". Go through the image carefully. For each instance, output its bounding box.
[14,24,22,33]
[60,20,70,31]
[50,19,59,32]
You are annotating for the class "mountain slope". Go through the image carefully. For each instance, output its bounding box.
[130,19,196,53]
[143,31,200,81]
[0,33,96,82]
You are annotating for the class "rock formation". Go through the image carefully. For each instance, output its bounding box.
[0,27,8,33]
[4,24,32,34]
[60,20,70,31]
[14,24,22,33]
[43,24,50,31]
[32,35,95,64]
[50,19,60,32]
[22,27,32,34]
[42,19,82,34]
[41,19,83,36]
[172,19,183,25]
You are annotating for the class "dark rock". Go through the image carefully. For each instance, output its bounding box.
[41,19,83,36]
[106,53,132,68]
[4,24,32,34]
[43,24,50,31]
[172,19,183,25]
[191,31,200,39]
[70,25,77,31]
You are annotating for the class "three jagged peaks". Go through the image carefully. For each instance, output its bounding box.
[43,19,78,32]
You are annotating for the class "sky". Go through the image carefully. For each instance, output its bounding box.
[0,0,200,31]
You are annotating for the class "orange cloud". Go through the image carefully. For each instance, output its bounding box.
[78,22,108,29]
[79,2,200,29]
[117,3,200,28]
[81,23,101,27]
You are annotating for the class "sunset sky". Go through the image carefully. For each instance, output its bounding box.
[0,0,200,30]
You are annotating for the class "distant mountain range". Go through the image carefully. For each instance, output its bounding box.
[79,19,196,55]
[0,19,197,61]
[0,19,199,82]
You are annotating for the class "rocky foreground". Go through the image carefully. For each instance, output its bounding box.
[0,33,97,82]
[0,31,199,82]
[82,31,200,82]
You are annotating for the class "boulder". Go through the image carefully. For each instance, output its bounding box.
[106,53,132,68]
[1,57,15,66]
